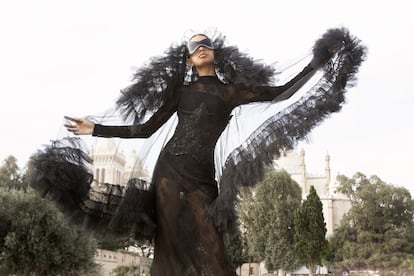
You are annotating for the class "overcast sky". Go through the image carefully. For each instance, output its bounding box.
[0,0,413,195]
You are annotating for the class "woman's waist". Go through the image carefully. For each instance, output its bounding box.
[156,150,217,188]
[166,131,218,154]
[163,138,215,162]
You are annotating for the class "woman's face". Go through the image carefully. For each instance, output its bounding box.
[187,35,215,68]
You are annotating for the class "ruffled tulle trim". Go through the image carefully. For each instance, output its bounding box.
[29,138,155,240]
[209,27,368,232]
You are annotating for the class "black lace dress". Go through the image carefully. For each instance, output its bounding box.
[92,66,313,275]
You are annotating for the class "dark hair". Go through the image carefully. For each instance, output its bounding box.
[188,33,209,42]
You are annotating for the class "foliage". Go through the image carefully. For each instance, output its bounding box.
[224,231,248,269]
[112,265,138,276]
[330,172,414,271]
[0,155,27,192]
[0,190,98,275]
[294,185,327,275]
[97,235,128,251]
[94,228,154,259]
[130,240,154,258]
[238,169,302,271]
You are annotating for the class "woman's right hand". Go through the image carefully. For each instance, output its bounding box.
[64,116,95,135]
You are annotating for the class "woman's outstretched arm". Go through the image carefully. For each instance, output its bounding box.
[232,41,342,106]
[64,96,178,139]
[232,63,316,106]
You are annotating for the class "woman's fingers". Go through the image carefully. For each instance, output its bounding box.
[64,124,78,132]
[64,124,76,130]
[63,116,93,135]
[64,116,83,124]
[64,116,80,134]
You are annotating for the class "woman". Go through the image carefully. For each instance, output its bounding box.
[32,29,366,275]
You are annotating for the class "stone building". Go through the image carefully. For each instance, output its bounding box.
[94,249,150,275]
[89,138,150,186]
[273,149,351,237]
[88,139,152,275]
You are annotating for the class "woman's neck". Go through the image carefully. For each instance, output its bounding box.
[196,66,216,77]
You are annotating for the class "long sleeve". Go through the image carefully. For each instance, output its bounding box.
[92,96,178,139]
[232,63,316,106]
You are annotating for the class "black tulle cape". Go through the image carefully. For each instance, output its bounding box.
[29,27,367,239]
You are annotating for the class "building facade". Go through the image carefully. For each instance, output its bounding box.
[94,249,150,275]
[89,138,149,186]
[273,149,351,236]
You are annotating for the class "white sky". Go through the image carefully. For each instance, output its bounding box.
[0,0,413,195]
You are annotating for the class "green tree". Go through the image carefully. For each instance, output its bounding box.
[0,190,98,275]
[224,231,247,270]
[19,158,34,192]
[0,155,22,191]
[330,172,414,272]
[294,185,327,276]
[238,169,302,272]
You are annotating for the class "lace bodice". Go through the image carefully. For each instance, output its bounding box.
[166,77,232,164]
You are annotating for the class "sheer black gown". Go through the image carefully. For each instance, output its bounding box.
[29,28,366,276]
[92,65,314,276]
